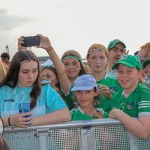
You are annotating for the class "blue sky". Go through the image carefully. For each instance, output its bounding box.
[0,0,150,59]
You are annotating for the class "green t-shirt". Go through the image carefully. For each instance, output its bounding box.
[71,107,108,121]
[108,83,150,117]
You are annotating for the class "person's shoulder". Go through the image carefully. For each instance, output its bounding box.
[111,90,123,99]
[0,85,10,90]
[41,83,53,91]
[70,108,75,113]
[71,107,82,115]
[41,83,57,96]
[71,107,84,120]
[138,83,150,90]
[105,69,117,79]
[0,85,13,97]
[71,108,78,113]
[137,83,150,94]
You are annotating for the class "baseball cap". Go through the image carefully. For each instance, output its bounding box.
[108,39,126,51]
[142,58,150,68]
[71,74,97,91]
[112,55,142,70]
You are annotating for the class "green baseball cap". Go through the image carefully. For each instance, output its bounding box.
[142,58,150,68]
[112,55,142,70]
[108,39,126,51]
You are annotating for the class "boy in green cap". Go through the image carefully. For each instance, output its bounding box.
[108,54,150,139]
[105,39,126,93]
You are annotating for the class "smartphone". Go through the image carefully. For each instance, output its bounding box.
[22,36,40,47]
[19,103,30,118]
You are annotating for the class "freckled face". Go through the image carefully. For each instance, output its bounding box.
[87,50,108,73]
[17,60,38,88]
[117,64,142,90]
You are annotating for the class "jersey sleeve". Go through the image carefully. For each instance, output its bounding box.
[137,88,150,116]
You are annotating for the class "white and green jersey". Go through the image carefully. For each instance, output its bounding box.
[108,83,150,117]
[105,69,122,93]
[0,84,67,117]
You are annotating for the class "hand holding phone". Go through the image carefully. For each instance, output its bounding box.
[19,103,31,126]
[21,36,40,47]
[19,103,31,117]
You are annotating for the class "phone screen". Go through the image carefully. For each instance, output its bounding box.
[22,36,40,47]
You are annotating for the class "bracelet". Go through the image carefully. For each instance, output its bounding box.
[8,116,11,126]
[47,47,53,53]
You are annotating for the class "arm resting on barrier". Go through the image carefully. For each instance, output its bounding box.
[109,109,150,139]
[31,108,71,126]
[1,108,71,128]
[2,112,32,128]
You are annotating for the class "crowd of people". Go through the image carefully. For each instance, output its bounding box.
[0,34,150,149]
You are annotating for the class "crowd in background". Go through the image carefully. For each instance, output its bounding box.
[0,35,150,149]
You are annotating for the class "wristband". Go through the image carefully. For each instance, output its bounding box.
[8,116,11,126]
[47,47,53,53]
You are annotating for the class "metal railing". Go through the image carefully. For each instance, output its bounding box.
[3,119,150,150]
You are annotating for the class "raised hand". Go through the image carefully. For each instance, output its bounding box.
[18,36,28,51]
[36,34,53,52]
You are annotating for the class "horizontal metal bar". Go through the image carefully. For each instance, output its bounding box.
[4,118,122,133]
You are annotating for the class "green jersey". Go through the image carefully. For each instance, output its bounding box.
[104,69,122,93]
[95,94,111,113]
[108,83,150,117]
[96,79,114,112]
[71,107,108,121]
[96,78,108,86]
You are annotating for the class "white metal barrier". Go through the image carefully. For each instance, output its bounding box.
[3,119,150,150]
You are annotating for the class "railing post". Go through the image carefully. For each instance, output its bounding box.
[39,132,48,150]
[127,131,138,150]
[81,127,96,150]
[35,129,51,150]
